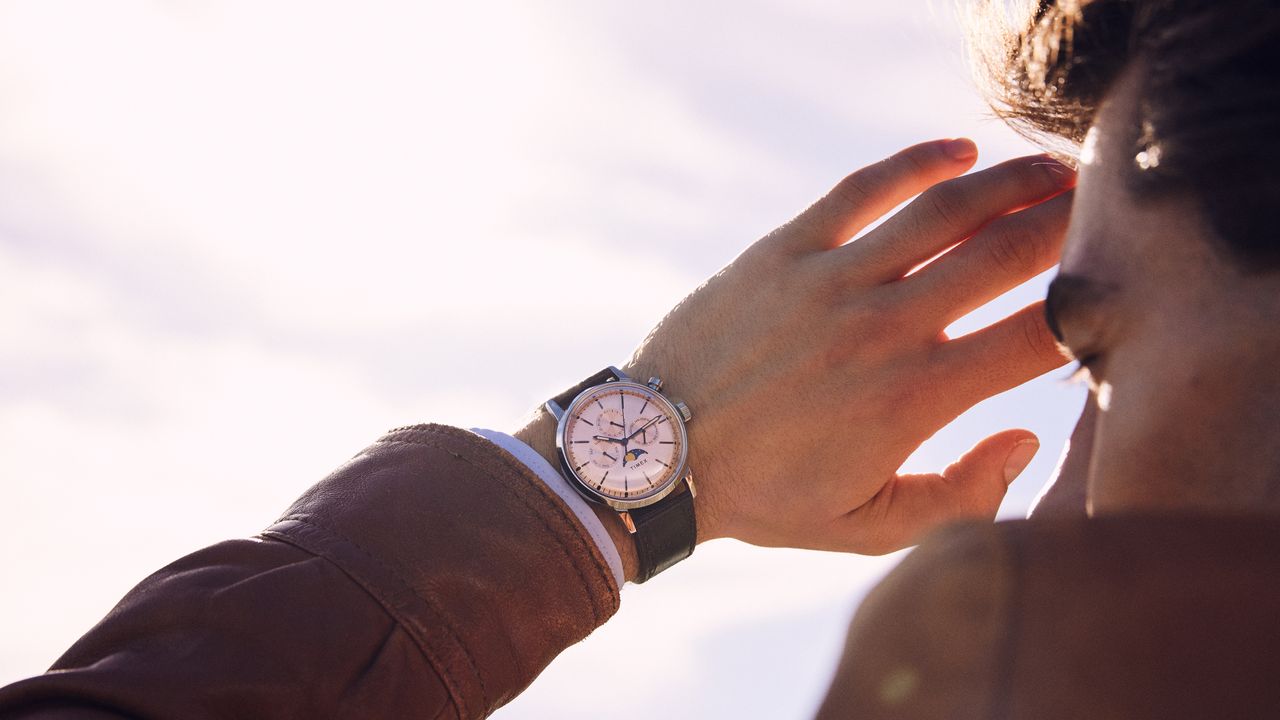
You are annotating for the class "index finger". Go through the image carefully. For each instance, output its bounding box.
[839,154,1075,284]
[773,139,980,254]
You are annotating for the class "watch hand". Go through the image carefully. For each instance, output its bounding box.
[592,434,627,444]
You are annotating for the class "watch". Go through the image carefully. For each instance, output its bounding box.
[546,366,697,583]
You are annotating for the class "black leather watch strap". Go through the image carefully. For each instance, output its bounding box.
[629,487,696,583]
[548,367,621,417]
[547,365,697,583]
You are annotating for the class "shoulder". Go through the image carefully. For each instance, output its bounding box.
[817,515,1280,720]
[816,521,1014,720]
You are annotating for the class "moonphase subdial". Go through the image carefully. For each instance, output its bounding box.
[562,383,685,502]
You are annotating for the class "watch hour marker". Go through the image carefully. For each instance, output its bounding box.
[575,461,589,472]
[572,440,589,444]
[578,417,594,426]
[639,399,649,415]
[595,399,605,410]
[655,459,670,468]
[659,440,674,445]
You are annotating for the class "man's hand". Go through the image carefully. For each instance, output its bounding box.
[618,138,1074,553]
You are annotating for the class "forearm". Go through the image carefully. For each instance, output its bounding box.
[514,404,642,582]
[0,424,620,720]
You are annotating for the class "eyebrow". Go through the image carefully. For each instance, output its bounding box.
[1044,273,1117,343]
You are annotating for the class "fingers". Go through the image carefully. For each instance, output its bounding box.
[899,191,1073,325]
[839,154,1075,283]
[940,429,1040,499]
[937,301,1072,414]
[776,139,979,253]
[844,430,1039,553]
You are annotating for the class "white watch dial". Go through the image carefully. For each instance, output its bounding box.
[562,383,685,501]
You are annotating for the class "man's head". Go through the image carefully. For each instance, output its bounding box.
[968,0,1280,513]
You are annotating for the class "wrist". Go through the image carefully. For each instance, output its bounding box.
[513,405,641,582]
[618,359,725,544]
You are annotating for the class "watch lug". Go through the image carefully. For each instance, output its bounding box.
[619,511,637,534]
[684,472,697,499]
[609,365,631,382]
[646,376,663,392]
[545,399,566,421]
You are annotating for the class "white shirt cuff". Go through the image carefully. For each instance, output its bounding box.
[470,428,625,588]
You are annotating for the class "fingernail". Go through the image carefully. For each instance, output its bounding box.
[944,138,978,161]
[1003,439,1040,485]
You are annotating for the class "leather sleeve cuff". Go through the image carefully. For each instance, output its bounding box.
[262,424,621,718]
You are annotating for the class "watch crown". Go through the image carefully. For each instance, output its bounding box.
[674,400,692,422]
[647,376,663,391]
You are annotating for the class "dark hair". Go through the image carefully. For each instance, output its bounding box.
[965,0,1280,270]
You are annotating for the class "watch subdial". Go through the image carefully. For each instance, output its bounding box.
[628,416,662,445]
[590,439,622,468]
[594,409,626,438]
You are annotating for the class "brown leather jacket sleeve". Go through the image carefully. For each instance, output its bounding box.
[0,424,621,719]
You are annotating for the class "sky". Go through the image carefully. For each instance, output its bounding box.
[0,1,1083,717]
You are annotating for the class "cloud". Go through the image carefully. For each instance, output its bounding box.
[0,1,1079,712]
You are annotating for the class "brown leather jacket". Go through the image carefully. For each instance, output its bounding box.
[2,423,1278,718]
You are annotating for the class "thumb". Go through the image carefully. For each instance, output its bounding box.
[846,430,1041,554]
[943,429,1041,502]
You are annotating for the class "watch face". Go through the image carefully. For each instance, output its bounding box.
[560,382,687,504]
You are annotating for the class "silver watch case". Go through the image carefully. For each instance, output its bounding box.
[550,374,691,512]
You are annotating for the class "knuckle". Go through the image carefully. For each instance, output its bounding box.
[840,299,910,354]
[805,257,851,306]
[920,184,965,229]
[1020,311,1063,363]
[832,170,876,211]
[986,225,1039,276]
